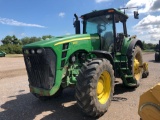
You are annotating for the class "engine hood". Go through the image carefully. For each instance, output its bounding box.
[23,34,99,48]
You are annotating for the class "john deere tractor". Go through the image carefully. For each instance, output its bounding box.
[23,8,148,117]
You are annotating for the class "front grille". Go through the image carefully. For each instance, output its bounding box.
[23,48,56,90]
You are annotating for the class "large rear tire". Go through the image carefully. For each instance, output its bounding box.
[155,52,159,62]
[128,46,143,87]
[75,59,115,117]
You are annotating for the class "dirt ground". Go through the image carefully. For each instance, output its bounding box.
[0,53,159,120]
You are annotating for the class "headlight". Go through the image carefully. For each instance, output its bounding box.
[31,49,35,54]
[37,49,43,54]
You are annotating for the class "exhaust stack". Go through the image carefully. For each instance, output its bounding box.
[73,14,80,34]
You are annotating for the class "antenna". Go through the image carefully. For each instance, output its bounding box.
[119,7,139,19]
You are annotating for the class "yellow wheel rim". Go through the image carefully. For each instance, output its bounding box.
[97,71,111,104]
[134,53,142,80]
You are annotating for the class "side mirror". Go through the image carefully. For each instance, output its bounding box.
[134,11,139,19]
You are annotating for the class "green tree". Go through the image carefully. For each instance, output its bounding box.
[42,35,53,40]
[0,44,22,54]
[1,35,21,45]
[21,37,31,45]
[1,35,12,44]
[12,35,21,45]
[30,37,41,43]
[142,41,156,50]
[21,36,41,45]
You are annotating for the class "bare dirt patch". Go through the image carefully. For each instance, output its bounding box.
[0,68,26,79]
[0,53,159,120]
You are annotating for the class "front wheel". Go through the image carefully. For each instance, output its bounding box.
[75,59,115,117]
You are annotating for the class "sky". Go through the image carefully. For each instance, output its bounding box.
[0,0,160,44]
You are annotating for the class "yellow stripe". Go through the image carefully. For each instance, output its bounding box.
[54,36,99,46]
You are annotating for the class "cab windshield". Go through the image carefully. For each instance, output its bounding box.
[84,15,114,52]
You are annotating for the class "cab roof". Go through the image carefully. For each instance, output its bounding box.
[81,8,128,20]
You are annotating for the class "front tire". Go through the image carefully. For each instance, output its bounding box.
[75,59,115,117]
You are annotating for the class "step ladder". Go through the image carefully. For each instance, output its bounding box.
[114,52,137,87]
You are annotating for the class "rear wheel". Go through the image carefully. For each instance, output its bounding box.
[155,52,159,62]
[75,59,114,117]
[128,46,143,87]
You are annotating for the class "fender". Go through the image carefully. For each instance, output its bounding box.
[91,50,114,66]
[127,39,143,56]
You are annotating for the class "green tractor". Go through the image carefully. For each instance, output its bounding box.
[23,8,148,117]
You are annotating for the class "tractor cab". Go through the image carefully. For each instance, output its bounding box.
[75,8,129,52]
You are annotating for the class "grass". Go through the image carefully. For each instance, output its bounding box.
[6,54,23,57]
[143,49,155,52]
